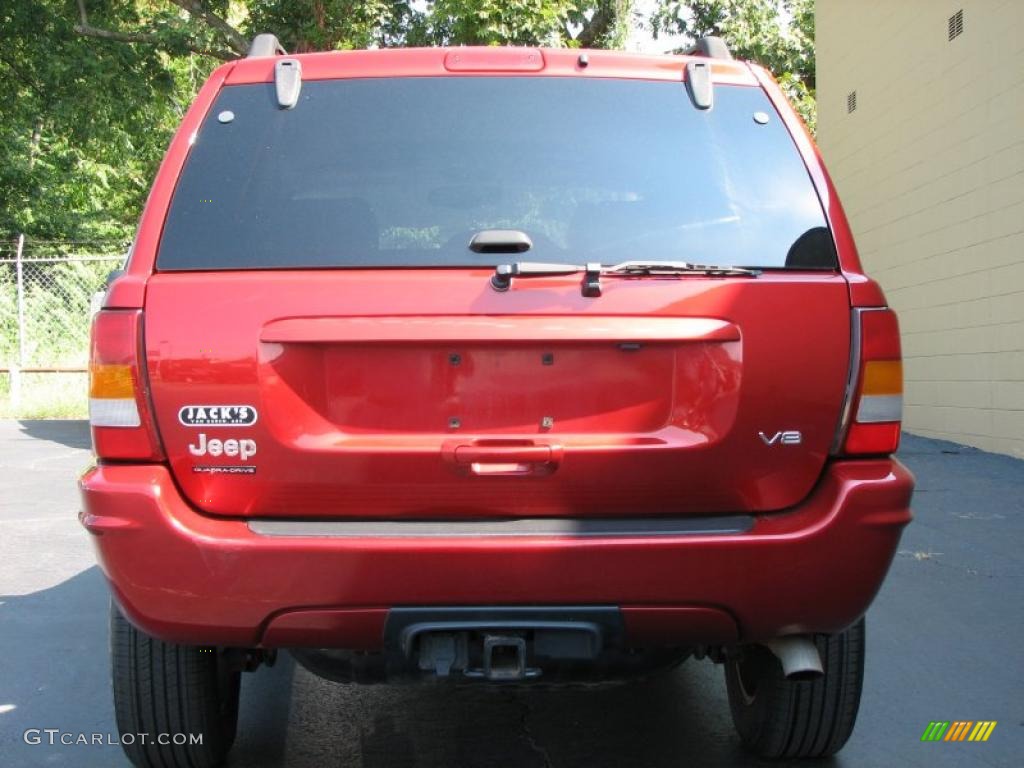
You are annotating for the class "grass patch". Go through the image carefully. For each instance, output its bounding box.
[0,371,88,419]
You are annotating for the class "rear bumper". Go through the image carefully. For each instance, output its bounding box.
[80,459,913,648]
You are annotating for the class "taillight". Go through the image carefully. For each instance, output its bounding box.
[834,308,903,456]
[89,310,164,460]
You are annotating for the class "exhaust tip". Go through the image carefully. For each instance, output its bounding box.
[785,669,825,682]
[765,636,824,680]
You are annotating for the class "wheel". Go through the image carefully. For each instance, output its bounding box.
[110,601,241,768]
[724,618,865,759]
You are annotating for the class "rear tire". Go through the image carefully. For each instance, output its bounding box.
[110,601,241,768]
[724,618,865,759]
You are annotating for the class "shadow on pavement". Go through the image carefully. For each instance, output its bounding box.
[0,566,122,767]
[16,420,92,451]
[228,652,827,768]
[0,565,817,768]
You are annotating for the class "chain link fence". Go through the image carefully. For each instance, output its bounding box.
[0,236,126,417]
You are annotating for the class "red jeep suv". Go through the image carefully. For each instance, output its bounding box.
[80,35,914,766]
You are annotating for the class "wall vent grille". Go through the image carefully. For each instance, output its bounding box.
[949,9,964,40]
[847,90,857,113]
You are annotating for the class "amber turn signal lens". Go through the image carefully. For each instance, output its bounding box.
[861,360,902,396]
[89,363,135,399]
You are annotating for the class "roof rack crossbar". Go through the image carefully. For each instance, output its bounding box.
[247,33,287,58]
[683,36,733,60]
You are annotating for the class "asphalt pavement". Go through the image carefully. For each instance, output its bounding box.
[0,419,1021,767]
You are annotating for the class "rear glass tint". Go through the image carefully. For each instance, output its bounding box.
[158,77,836,270]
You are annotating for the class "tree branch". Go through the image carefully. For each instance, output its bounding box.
[74,22,163,48]
[166,0,249,55]
[74,22,237,60]
[576,12,611,48]
[574,1,630,49]
[74,0,237,60]
[0,52,47,100]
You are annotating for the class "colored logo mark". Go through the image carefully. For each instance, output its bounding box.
[921,721,997,742]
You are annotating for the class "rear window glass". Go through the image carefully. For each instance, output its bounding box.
[158,76,836,270]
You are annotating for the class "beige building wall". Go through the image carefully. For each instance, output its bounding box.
[816,0,1024,458]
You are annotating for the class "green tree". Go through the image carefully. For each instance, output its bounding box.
[69,1,633,56]
[416,0,631,48]
[1,0,637,242]
[651,0,817,131]
[1,0,815,244]
[0,1,219,241]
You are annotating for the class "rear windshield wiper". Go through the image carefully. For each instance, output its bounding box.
[608,261,761,277]
[490,262,601,295]
[490,260,758,297]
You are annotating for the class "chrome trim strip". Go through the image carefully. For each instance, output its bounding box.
[831,306,867,454]
[247,515,755,538]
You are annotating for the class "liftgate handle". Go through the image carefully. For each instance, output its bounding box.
[441,441,563,475]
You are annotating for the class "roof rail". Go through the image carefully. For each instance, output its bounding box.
[247,33,287,58]
[683,36,732,60]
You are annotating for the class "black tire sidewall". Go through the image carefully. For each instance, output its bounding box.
[725,643,791,755]
[110,601,241,768]
[724,618,866,759]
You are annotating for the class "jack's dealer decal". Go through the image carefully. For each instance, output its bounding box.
[179,405,257,427]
